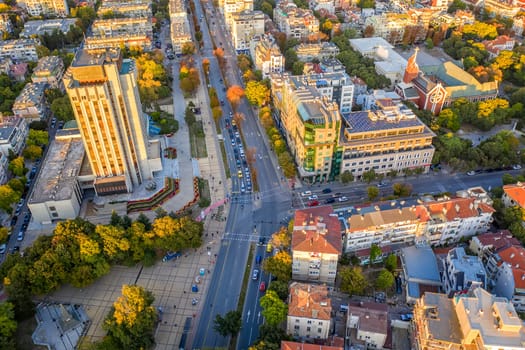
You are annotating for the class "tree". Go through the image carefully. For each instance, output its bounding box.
[50,96,74,121]
[23,144,42,160]
[291,61,304,75]
[367,186,379,201]
[448,0,466,12]
[150,215,203,251]
[8,157,25,177]
[0,301,17,345]
[7,178,24,194]
[375,269,394,290]
[268,280,289,300]
[213,310,242,337]
[340,170,354,184]
[358,0,375,8]
[369,244,381,264]
[0,185,20,213]
[181,42,195,55]
[384,254,397,272]
[27,129,49,146]
[226,85,245,110]
[262,251,292,281]
[36,45,50,58]
[245,80,269,107]
[362,169,376,183]
[270,227,291,250]
[103,285,157,349]
[259,290,288,326]
[0,227,8,244]
[340,266,367,295]
[392,183,412,197]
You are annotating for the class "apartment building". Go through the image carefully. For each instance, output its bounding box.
[97,0,152,18]
[271,77,340,182]
[231,10,264,53]
[483,0,521,18]
[0,14,12,36]
[85,18,153,51]
[63,47,160,195]
[0,152,8,185]
[18,0,69,17]
[20,19,77,38]
[502,182,525,209]
[0,39,39,62]
[441,247,486,296]
[169,0,192,55]
[291,206,341,285]
[347,302,388,349]
[295,42,340,62]
[281,342,342,350]
[482,35,515,59]
[287,282,332,340]
[274,2,319,40]
[28,131,85,224]
[309,0,335,14]
[339,100,435,178]
[32,56,65,91]
[223,0,253,28]
[364,10,430,46]
[0,116,29,156]
[413,287,525,350]
[12,82,49,121]
[249,35,284,79]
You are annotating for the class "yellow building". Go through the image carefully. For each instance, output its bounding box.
[339,100,435,178]
[272,76,340,182]
[63,47,156,195]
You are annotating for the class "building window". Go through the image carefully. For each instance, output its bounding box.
[307,320,312,324]
[294,325,300,330]
[49,206,56,211]
[306,327,311,332]
[318,328,322,333]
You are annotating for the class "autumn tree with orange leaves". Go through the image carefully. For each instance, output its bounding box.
[226,85,245,110]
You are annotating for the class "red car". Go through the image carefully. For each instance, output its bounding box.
[307,200,319,207]
[259,281,266,292]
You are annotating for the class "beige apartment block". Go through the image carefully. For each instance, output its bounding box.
[231,10,264,52]
[19,0,69,17]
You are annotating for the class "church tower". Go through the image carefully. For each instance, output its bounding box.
[403,47,420,83]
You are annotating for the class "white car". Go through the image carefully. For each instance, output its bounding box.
[301,191,312,197]
[308,195,318,200]
[338,196,349,202]
[513,164,522,170]
[0,243,6,254]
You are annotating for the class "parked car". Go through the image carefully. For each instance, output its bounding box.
[308,195,318,200]
[259,281,266,292]
[17,230,24,241]
[300,191,312,197]
[23,213,31,224]
[338,196,348,202]
[10,216,17,227]
[322,188,332,194]
[513,164,522,170]
[0,243,6,254]
[307,200,319,207]
[324,198,335,204]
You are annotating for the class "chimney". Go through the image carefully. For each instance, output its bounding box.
[455,204,460,213]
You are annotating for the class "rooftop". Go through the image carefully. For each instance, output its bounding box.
[446,247,486,289]
[419,292,463,344]
[33,56,63,76]
[28,134,84,204]
[426,196,495,222]
[20,19,77,37]
[503,182,525,208]
[0,117,25,143]
[497,245,525,290]
[288,282,332,320]
[347,204,428,232]
[402,245,441,298]
[348,301,388,335]
[292,205,342,255]
[13,82,47,106]
[71,47,121,68]
[281,341,343,350]
[473,230,520,252]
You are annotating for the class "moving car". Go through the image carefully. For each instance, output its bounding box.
[300,191,312,197]
[17,230,24,241]
[322,188,332,194]
[0,243,6,254]
[324,198,335,204]
[252,269,259,280]
[307,200,319,207]
[308,195,318,200]
[338,196,348,202]
[259,281,266,292]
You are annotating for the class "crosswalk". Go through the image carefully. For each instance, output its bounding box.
[222,232,262,242]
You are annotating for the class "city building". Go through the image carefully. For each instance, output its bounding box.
[12,82,49,121]
[85,18,153,51]
[18,0,69,17]
[0,116,29,156]
[440,247,486,296]
[303,57,346,75]
[0,151,8,185]
[364,10,430,46]
[0,39,40,62]
[0,13,12,36]
[287,282,332,340]
[295,42,340,62]
[483,0,521,18]
[249,34,285,79]
[0,57,13,76]
[502,182,525,210]
[338,100,435,178]
[281,342,342,350]
[20,19,78,38]
[349,37,407,85]
[231,10,264,53]
[291,206,342,285]
[401,245,442,303]
[273,2,319,40]
[32,56,65,91]
[63,47,161,195]
[223,0,253,28]
[482,35,515,59]
[97,0,152,18]
[9,63,28,82]
[28,131,85,224]
[309,0,335,14]
[413,286,525,350]
[169,0,192,55]
[347,302,388,349]
[271,77,340,181]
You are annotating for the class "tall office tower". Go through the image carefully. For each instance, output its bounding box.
[63,47,153,195]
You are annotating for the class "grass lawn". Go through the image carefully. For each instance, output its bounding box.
[219,141,230,178]
[188,121,208,158]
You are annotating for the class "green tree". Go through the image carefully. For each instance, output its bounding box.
[213,310,242,337]
[50,96,74,121]
[362,169,376,183]
[358,0,375,8]
[0,301,17,343]
[245,80,269,107]
[503,173,517,185]
[367,186,379,201]
[375,269,394,290]
[284,49,298,71]
[291,61,304,75]
[6,178,24,194]
[181,42,195,55]
[447,0,466,12]
[340,170,354,184]
[150,215,203,251]
[0,227,8,244]
[384,254,397,272]
[267,280,289,300]
[27,129,49,146]
[103,285,157,349]
[8,157,25,177]
[392,183,412,197]
[262,251,292,281]
[369,244,381,264]
[36,45,50,58]
[23,144,43,160]
[277,151,296,178]
[340,266,367,295]
[259,290,288,326]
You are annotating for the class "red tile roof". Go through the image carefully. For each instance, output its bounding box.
[281,341,343,350]
[292,206,342,255]
[503,183,525,208]
[288,282,332,320]
[475,230,520,252]
[425,197,495,221]
[498,246,525,290]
